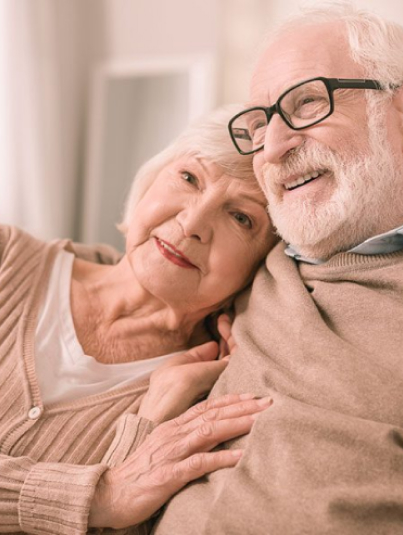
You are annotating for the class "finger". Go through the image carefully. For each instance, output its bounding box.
[172,449,243,486]
[217,314,232,343]
[218,339,229,359]
[186,413,259,454]
[173,393,256,426]
[181,359,229,391]
[217,314,238,355]
[187,340,219,362]
[182,396,273,438]
[161,341,219,370]
[198,396,273,423]
[174,398,273,455]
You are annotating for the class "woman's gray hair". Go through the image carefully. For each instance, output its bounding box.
[118,105,255,234]
[266,1,403,88]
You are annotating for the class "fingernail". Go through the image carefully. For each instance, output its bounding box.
[257,397,273,407]
[239,393,255,400]
[231,449,243,459]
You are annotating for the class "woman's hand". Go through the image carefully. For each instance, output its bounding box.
[89,393,273,529]
[138,340,229,423]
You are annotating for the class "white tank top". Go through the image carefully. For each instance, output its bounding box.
[35,249,177,404]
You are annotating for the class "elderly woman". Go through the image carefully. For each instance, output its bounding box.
[0,106,276,534]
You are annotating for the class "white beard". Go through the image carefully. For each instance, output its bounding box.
[260,112,403,258]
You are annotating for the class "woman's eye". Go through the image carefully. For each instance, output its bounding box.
[181,171,198,185]
[232,212,253,229]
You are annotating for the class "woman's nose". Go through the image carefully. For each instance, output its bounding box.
[262,114,305,164]
[176,204,213,243]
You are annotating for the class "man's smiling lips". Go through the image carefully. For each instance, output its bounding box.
[284,169,327,191]
[154,238,198,269]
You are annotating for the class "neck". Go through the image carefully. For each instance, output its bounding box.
[70,256,211,363]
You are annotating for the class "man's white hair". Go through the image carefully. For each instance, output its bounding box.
[118,105,255,234]
[266,1,403,88]
[260,1,403,195]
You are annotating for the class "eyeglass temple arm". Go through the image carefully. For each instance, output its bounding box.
[327,78,384,90]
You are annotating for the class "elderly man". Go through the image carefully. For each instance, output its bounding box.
[153,4,403,535]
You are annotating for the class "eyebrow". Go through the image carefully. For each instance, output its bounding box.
[194,157,268,209]
[234,192,268,209]
[193,157,210,172]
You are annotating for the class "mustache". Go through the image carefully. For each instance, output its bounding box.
[262,142,345,185]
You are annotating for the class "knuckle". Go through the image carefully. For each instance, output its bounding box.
[217,394,235,406]
[172,411,187,426]
[197,422,216,438]
[231,403,246,417]
[149,466,171,488]
[172,462,186,481]
[188,453,205,472]
[190,400,209,415]
[199,398,218,412]
[172,440,190,460]
[202,408,219,422]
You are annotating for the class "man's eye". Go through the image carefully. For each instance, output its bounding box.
[232,212,252,229]
[295,96,317,109]
[301,97,315,105]
[249,120,266,134]
[181,171,198,185]
[293,95,328,118]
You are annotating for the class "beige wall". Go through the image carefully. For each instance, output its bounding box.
[100,0,219,59]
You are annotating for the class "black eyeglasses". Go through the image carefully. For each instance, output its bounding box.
[228,77,384,155]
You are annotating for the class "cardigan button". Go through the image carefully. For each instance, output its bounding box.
[28,406,42,420]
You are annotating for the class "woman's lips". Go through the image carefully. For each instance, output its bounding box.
[155,238,198,269]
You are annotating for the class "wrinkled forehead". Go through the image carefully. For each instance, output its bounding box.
[250,22,365,104]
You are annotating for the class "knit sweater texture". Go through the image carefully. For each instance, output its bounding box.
[153,240,403,535]
[0,226,155,535]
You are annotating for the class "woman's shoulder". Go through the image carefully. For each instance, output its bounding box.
[0,224,123,268]
[0,225,12,255]
[67,240,123,265]
[0,225,25,261]
[0,224,52,267]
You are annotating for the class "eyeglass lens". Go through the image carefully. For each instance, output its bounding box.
[231,79,332,154]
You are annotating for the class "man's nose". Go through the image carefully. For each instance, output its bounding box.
[262,114,305,164]
[176,203,214,243]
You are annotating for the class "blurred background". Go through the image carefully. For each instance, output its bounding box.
[0,0,402,250]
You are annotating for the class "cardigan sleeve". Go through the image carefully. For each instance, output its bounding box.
[0,417,156,534]
[0,454,107,534]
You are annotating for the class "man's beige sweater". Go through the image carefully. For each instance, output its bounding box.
[154,240,403,535]
[0,226,155,535]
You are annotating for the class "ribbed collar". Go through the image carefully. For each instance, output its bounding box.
[285,224,403,265]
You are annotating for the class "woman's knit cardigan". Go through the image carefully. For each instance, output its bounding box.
[0,225,155,535]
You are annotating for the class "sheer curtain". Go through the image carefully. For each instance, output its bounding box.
[0,0,104,240]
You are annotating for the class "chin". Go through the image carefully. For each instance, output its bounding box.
[267,159,394,260]
[269,193,352,255]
